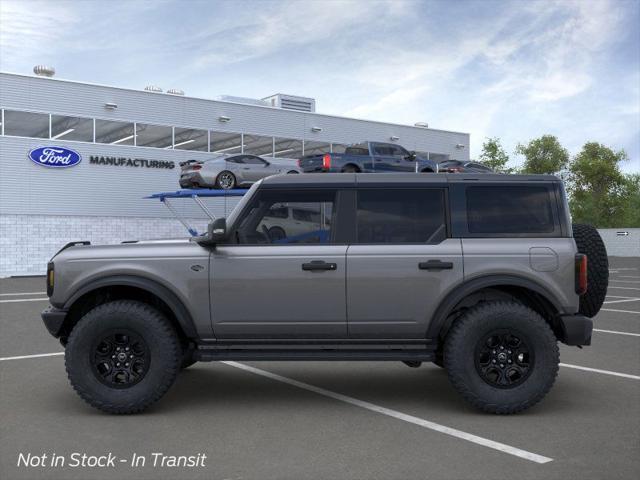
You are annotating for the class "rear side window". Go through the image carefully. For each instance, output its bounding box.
[466,186,555,234]
[356,189,447,244]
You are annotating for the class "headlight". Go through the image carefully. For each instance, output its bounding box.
[47,262,54,297]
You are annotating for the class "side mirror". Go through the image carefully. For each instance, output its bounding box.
[196,218,227,246]
[406,151,416,161]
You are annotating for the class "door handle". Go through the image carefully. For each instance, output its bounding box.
[302,260,337,272]
[418,260,453,271]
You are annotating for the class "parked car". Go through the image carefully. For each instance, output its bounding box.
[179,154,300,189]
[43,173,609,414]
[261,205,332,242]
[438,159,494,173]
[298,141,438,173]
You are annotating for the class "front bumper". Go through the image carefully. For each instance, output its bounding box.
[559,314,593,346]
[42,305,68,338]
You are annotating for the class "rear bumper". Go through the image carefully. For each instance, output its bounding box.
[42,306,68,338]
[558,314,593,346]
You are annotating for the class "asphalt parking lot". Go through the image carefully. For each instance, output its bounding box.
[1,257,639,480]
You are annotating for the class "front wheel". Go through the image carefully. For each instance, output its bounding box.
[444,301,559,414]
[65,300,182,414]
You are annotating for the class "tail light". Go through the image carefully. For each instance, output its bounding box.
[575,254,587,295]
[47,262,54,297]
[322,153,331,170]
[297,159,302,167]
[192,165,202,171]
[446,167,463,173]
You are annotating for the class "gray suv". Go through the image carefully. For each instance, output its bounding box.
[42,173,609,414]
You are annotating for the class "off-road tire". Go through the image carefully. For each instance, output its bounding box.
[65,300,182,414]
[572,223,608,318]
[444,301,559,414]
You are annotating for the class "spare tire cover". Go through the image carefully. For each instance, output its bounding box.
[572,224,609,317]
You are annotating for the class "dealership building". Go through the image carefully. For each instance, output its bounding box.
[0,69,470,276]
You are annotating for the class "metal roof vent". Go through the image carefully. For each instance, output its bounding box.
[414,122,429,128]
[167,88,185,96]
[144,85,163,93]
[262,94,316,112]
[33,65,55,77]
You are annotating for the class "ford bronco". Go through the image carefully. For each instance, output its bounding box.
[42,173,608,414]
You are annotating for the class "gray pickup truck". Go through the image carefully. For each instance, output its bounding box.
[298,141,438,173]
[42,173,608,414]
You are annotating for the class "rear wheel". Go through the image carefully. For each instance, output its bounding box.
[65,300,182,414]
[215,171,236,190]
[444,301,559,414]
[572,223,608,317]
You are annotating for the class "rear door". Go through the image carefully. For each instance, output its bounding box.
[346,187,463,338]
[210,188,349,338]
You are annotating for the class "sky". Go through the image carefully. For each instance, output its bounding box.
[1,0,638,172]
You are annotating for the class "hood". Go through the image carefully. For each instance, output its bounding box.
[51,238,201,263]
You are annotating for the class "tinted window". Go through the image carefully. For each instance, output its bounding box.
[227,156,244,164]
[356,189,446,244]
[51,115,94,142]
[345,147,369,155]
[242,155,266,165]
[466,186,555,234]
[389,145,409,157]
[95,119,135,145]
[236,190,335,244]
[4,110,49,138]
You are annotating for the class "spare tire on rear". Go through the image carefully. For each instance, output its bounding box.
[572,224,608,317]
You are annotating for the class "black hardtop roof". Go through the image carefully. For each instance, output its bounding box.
[260,173,561,188]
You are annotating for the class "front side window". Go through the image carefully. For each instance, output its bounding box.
[235,190,335,244]
[242,155,267,165]
[356,189,447,244]
[466,186,555,234]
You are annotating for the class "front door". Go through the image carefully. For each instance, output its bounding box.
[346,187,463,338]
[210,188,348,338]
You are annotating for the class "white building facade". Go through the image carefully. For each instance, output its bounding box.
[0,72,470,276]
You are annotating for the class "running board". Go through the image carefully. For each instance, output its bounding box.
[194,348,435,362]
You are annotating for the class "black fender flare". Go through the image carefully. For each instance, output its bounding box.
[63,275,198,338]
[426,274,565,340]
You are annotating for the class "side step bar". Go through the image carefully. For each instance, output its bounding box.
[194,348,435,362]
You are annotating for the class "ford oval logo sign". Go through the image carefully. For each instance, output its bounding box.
[28,146,82,168]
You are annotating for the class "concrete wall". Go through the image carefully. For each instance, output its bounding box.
[597,228,640,257]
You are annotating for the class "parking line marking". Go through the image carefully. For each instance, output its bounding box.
[223,361,553,464]
[560,363,640,380]
[616,275,640,279]
[0,352,63,362]
[609,280,640,284]
[0,292,46,296]
[605,295,638,299]
[607,286,640,291]
[593,328,640,337]
[603,298,640,304]
[0,297,49,304]
[601,308,640,315]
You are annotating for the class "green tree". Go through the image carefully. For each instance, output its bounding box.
[619,174,640,227]
[479,137,512,173]
[516,135,569,174]
[568,142,630,227]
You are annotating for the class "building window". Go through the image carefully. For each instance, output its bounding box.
[302,140,331,156]
[135,123,173,148]
[50,115,94,142]
[210,131,243,154]
[3,110,49,138]
[273,137,303,159]
[173,127,208,151]
[95,119,135,145]
[244,134,274,156]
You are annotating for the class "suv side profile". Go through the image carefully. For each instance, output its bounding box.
[42,173,608,414]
